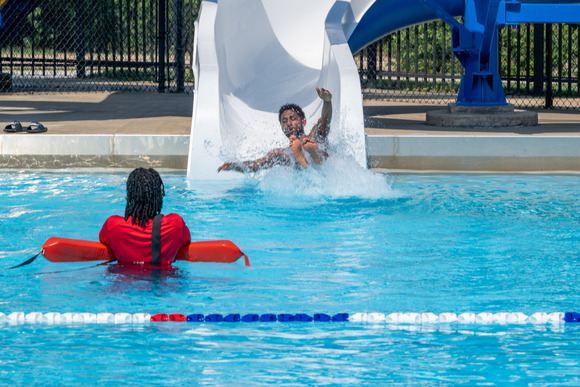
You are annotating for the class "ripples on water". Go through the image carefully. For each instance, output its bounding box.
[0,167,579,384]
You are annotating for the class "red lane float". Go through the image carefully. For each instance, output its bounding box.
[41,237,250,266]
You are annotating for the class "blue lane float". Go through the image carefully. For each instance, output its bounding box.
[259,314,277,322]
[224,314,240,322]
[241,314,259,322]
[295,313,313,322]
[564,312,580,323]
[1,312,579,325]
[187,314,204,322]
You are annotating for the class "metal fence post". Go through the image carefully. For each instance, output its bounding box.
[158,0,167,93]
[546,23,553,108]
[367,41,377,87]
[75,0,86,78]
[176,0,185,93]
[532,24,544,96]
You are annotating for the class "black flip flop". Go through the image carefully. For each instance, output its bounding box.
[4,121,24,132]
[26,122,48,133]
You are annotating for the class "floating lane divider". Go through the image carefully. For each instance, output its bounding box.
[1,312,580,325]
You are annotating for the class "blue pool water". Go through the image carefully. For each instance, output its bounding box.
[0,164,579,385]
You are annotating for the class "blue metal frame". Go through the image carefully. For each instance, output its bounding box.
[422,0,580,106]
[348,0,465,55]
[498,2,580,25]
[422,0,507,106]
[350,0,580,107]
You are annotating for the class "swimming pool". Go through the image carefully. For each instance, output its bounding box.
[1,163,579,384]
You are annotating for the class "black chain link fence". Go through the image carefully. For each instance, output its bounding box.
[0,1,577,109]
[358,22,580,109]
[0,0,198,92]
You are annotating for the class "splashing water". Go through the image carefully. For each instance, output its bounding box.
[212,108,395,199]
[249,155,399,200]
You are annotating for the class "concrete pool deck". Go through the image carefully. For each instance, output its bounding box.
[0,92,579,172]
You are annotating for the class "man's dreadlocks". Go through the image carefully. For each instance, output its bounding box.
[124,168,165,227]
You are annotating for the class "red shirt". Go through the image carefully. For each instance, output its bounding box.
[99,213,191,266]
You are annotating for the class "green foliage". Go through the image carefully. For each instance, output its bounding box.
[0,0,199,89]
[362,21,580,97]
[366,21,460,75]
[3,0,199,60]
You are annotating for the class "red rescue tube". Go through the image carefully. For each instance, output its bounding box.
[42,237,112,262]
[174,240,249,266]
[41,237,250,266]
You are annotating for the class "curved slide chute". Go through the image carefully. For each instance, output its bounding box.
[188,0,361,179]
[187,0,580,179]
[187,0,467,179]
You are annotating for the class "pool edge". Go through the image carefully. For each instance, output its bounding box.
[1,133,579,172]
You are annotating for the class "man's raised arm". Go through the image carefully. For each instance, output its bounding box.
[309,87,332,141]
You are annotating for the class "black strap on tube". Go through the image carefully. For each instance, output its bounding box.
[151,214,163,266]
[8,252,41,269]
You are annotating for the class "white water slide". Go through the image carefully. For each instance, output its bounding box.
[187,0,465,179]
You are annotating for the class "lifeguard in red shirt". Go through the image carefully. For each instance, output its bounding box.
[99,168,191,267]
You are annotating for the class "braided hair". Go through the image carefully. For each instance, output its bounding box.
[124,168,165,227]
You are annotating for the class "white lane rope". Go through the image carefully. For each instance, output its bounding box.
[0,312,576,325]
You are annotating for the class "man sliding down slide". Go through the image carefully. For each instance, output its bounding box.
[218,87,332,172]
